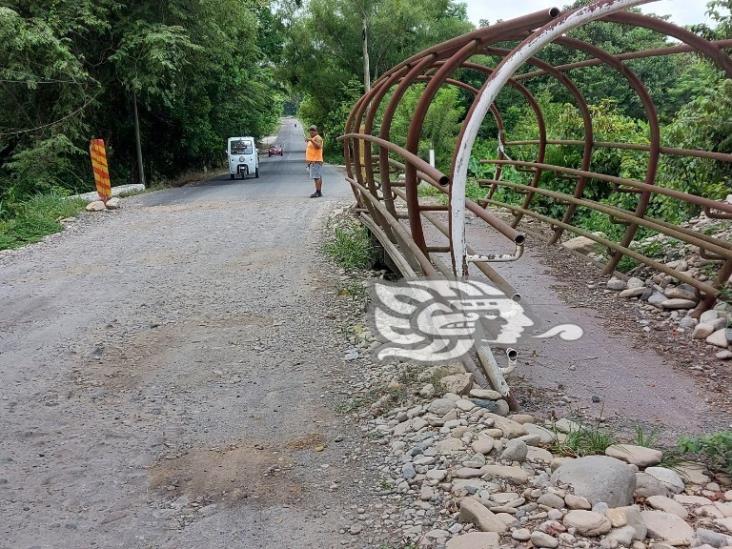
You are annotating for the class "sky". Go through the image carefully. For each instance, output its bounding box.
[463,0,714,28]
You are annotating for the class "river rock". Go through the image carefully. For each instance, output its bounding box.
[566,494,592,510]
[525,424,556,444]
[661,298,697,310]
[606,525,637,547]
[607,505,647,540]
[607,277,627,291]
[694,323,718,339]
[664,284,697,301]
[532,531,559,548]
[86,200,106,211]
[470,388,502,400]
[551,456,635,507]
[555,418,581,433]
[481,465,530,484]
[440,373,473,395]
[485,414,527,438]
[446,532,500,549]
[472,436,494,455]
[700,310,720,323]
[526,446,554,464]
[105,197,121,209]
[645,467,685,494]
[501,439,528,462]
[458,497,507,533]
[429,398,456,416]
[563,510,612,536]
[620,287,647,298]
[646,496,688,519]
[706,328,732,348]
[635,472,670,498]
[435,438,465,455]
[648,291,667,308]
[605,444,663,467]
[538,493,565,509]
[564,235,600,254]
[640,510,694,545]
[695,527,732,548]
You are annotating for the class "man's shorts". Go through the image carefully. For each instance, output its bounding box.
[308,162,323,180]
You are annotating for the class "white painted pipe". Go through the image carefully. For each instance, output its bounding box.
[450,0,657,277]
[429,148,435,168]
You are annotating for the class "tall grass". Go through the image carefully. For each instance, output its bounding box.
[0,193,85,250]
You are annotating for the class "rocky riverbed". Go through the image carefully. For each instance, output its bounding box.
[332,261,731,549]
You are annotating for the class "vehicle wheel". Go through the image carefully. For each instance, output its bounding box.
[255,168,259,178]
[230,174,234,180]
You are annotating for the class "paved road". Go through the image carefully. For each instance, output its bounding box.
[143,117,350,206]
[0,118,365,548]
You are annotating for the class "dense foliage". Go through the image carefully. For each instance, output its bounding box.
[280,0,472,157]
[476,3,732,242]
[0,0,284,212]
[2,0,730,248]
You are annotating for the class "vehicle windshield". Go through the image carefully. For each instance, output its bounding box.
[230,140,252,155]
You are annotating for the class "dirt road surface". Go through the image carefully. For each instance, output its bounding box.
[0,118,375,548]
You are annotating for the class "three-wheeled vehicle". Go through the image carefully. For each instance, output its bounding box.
[227,137,259,179]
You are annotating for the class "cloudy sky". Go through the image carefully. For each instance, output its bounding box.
[463,0,714,28]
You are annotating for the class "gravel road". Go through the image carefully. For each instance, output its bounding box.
[0,118,380,548]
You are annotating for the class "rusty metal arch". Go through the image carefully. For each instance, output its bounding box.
[340,0,732,321]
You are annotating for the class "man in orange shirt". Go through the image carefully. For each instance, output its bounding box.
[305,125,324,198]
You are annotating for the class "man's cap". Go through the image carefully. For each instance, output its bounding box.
[309,125,317,131]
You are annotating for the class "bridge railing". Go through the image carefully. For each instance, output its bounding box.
[340,0,732,318]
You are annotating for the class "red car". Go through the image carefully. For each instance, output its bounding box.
[268,144,284,156]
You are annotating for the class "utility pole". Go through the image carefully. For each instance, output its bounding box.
[362,15,371,92]
[132,91,146,186]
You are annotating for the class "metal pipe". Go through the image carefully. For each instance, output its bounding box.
[450,0,655,277]
[483,196,721,297]
[503,139,732,163]
[340,133,449,185]
[484,159,732,214]
[389,185,522,300]
[513,39,732,81]
[345,176,436,276]
[482,178,732,259]
[476,49,594,240]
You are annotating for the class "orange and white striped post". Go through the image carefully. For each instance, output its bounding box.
[89,138,112,202]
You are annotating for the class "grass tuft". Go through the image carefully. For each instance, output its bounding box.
[324,221,374,271]
[633,425,660,448]
[551,424,616,458]
[0,193,86,250]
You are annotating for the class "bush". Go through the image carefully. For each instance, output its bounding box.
[677,431,732,476]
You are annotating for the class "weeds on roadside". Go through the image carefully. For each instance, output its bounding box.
[676,431,732,476]
[0,193,85,250]
[633,425,660,448]
[324,221,374,271]
[551,423,616,457]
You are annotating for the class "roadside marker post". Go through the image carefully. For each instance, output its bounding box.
[89,138,112,202]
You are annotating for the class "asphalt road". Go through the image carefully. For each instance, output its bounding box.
[142,117,351,206]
